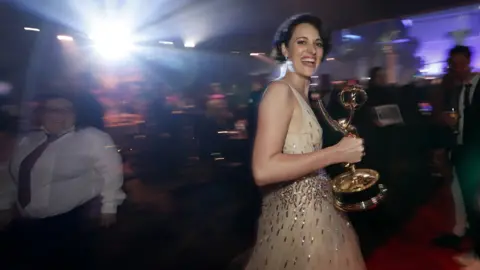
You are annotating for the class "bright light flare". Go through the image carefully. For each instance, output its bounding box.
[24,27,40,32]
[159,41,174,45]
[184,41,195,48]
[90,21,134,60]
[57,35,74,41]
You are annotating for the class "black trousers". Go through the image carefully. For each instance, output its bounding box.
[2,202,98,270]
[452,145,480,254]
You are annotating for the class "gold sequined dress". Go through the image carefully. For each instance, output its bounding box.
[245,84,366,270]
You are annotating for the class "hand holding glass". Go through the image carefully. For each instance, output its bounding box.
[442,108,459,134]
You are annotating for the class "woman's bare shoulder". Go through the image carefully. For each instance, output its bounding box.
[262,80,294,102]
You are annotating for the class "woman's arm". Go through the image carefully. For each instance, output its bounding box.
[252,82,341,186]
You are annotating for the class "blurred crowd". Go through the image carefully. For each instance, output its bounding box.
[0,44,479,269]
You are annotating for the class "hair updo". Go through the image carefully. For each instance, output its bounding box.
[272,13,332,63]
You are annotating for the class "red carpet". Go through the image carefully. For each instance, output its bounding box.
[366,185,464,270]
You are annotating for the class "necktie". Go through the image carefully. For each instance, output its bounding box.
[17,134,58,208]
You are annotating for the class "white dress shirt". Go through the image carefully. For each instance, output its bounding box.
[458,74,479,145]
[6,127,125,218]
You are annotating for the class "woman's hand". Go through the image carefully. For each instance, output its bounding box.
[332,137,364,164]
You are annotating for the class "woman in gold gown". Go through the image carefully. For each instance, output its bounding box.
[245,14,367,270]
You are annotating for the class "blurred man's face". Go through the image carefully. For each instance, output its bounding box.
[41,98,75,135]
[450,54,471,81]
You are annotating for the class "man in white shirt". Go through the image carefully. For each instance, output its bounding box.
[1,94,125,269]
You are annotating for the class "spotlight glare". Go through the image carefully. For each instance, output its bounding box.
[57,35,74,41]
[90,21,134,60]
[159,41,174,45]
[184,42,195,48]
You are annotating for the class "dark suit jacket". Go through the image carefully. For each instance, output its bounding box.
[462,80,480,149]
[433,77,480,149]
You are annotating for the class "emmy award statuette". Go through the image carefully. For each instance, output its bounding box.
[316,84,387,211]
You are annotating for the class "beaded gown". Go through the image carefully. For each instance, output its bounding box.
[245,84,366,270]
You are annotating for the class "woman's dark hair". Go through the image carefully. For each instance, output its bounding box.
[368,67,383,88]
[35,92,105,130]
[272,13,332,63]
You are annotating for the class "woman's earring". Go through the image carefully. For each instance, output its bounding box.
[285,56,294,72]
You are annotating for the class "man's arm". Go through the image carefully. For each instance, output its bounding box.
[88,129,125,226]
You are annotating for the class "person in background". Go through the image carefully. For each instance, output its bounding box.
[1,93,125,269]
[327,80,349,121]
[206,83,233,128]
[247,74,266,144]
[146,84,168,133]
[320,76,345,156]
[431,70,466,250]
[318,73,333,107]
[365,67,392,106]
[205,82,225,109]
[354,68,395,173]
[430,46,480,268]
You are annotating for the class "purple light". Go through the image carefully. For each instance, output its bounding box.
[392,38,410,44]
[377,38,410,44]
[402,19,413,27]
[420,62,444,75]
[343,34,362,40]
[406,10,480,75]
